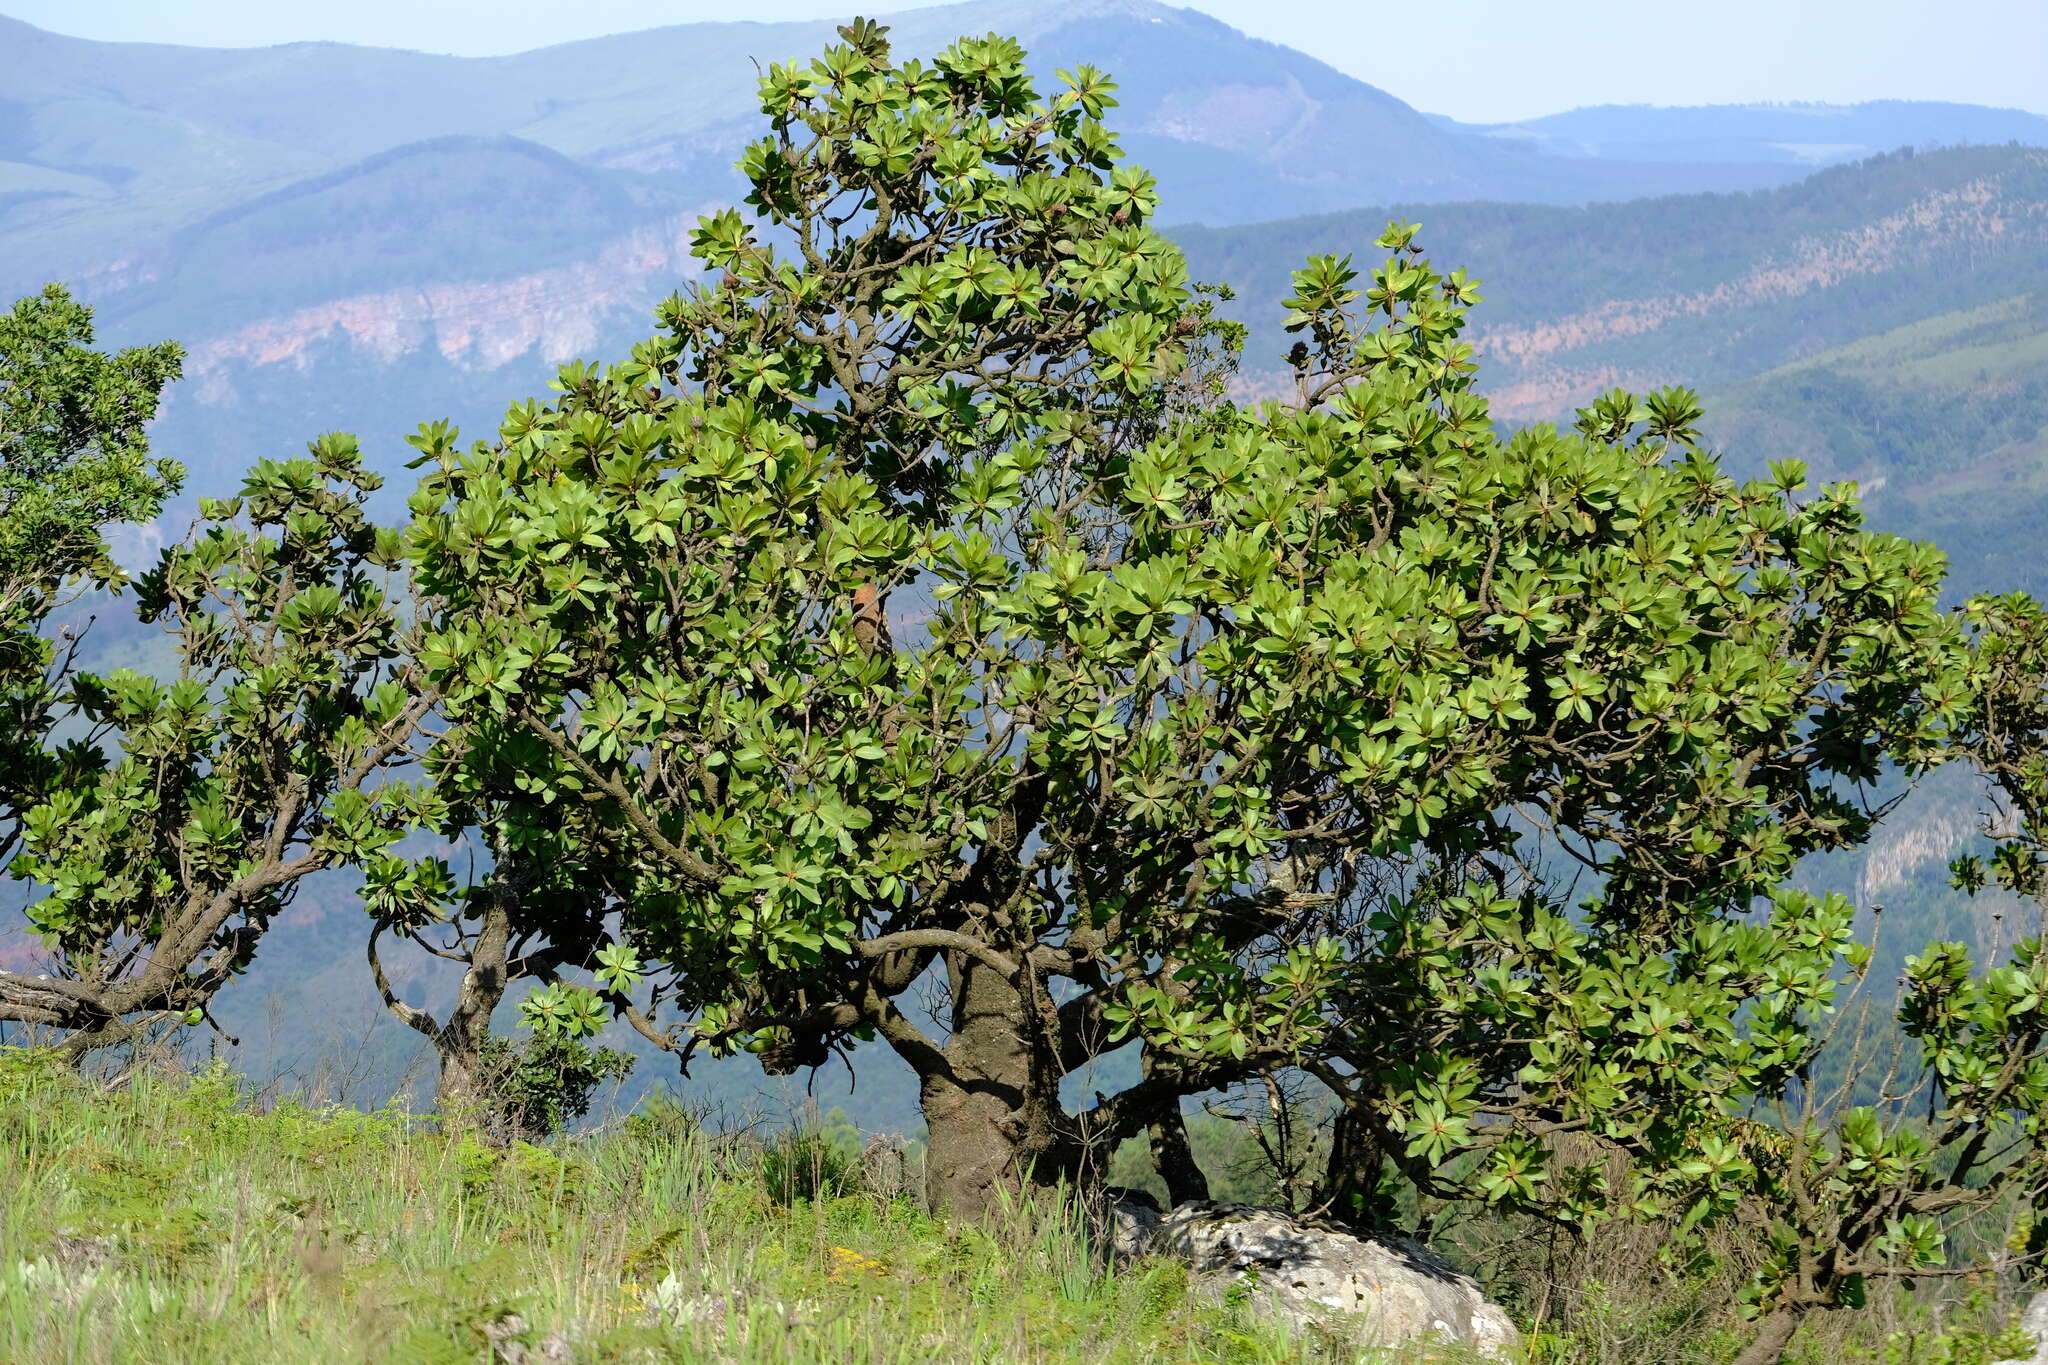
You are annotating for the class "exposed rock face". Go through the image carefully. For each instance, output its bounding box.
[1999,1291,2048,1365]
[182,214,712,400]
[1112,1200,1520,1360]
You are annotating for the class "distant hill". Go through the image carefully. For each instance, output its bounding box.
[0,0,1927,295]
[9,0,2046,507]
[1709,290,2048,596]
[1175,144,2048,594]
[0,0,1827,493]
[1432,99,2048,168]
[1,2,2036,507]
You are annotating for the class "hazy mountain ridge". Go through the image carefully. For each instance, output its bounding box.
[0,0,1985,293]
[7,0,2034,278]
[1175,144,2048,594]
[6,1,2038,516]
[1180,146,2048,384]
[1434,98,2048,167]
[10,0,2044,475]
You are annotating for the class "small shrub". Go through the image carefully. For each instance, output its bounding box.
[474,1032,634,1143]
[501,1141,591,1204]
[757,1110,862,1205]
[621,1088,701,1148]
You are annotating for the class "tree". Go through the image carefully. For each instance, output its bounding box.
[1299,570,2039,1365]
[1714,934,2048,1365]
[0,284,184,858]
[1294,405,1967,1231]
[410,21,1228,1215]
[405,23,1976,1225]
[359,744,635,1130]
[1686,589,2048,1361]
[0,437,428,1060]
[649,18,1199,510]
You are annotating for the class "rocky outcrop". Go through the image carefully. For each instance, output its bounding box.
[1476,178,2035,369]
[181,213,713,403]
[1998,1291,2048,1365]
[1112,1199,1520,1360]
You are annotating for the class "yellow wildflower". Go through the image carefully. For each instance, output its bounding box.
[826,1246,889,1280]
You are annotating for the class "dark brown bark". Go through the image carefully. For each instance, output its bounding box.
[850,581,890,655]
[1320,1101,1388,1230]
[1730,1307,1805,1365]
[1149,1103,1211,1206]
[917,951,1075,1220]
[51,1014,154,1067]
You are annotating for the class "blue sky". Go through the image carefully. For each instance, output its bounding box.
[4,0,2044,124]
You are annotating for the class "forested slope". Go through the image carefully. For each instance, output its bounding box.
[1178,145,2048,593]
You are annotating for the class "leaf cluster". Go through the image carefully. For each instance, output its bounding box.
[0,435,425,1051]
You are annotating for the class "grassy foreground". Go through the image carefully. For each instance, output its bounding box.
[0,1051,2033,1365]
[0,1052,1415,1364]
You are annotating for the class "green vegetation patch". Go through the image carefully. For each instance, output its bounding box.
[0,1054,1375,1364]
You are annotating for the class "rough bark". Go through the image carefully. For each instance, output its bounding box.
[1730,1307,1805,1365]
[1320,1102,1391,1231]
[918,951,1075,1220]
[431,892,513,1123]
[367,878,517,1131]
[51,1013,161,1068]
[1150,1103,1212,1206]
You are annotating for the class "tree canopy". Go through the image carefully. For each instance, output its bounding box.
[0,438,426,1057]
[0,283,184,618]
[2,20,2047,1363]
[0,285,184,858]
[401,20,1977,1226]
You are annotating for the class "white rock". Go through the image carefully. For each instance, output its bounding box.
[1998,1291,2048,1365]
[1107,1192,1162,1258]
[1117,1200,1520,1360]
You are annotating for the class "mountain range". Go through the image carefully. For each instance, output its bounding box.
[2,0,2045,1127]
[1433,100,2048,168]
[5,2,2045,537]
[1175,143,2048,591]
[0,0,1857,276]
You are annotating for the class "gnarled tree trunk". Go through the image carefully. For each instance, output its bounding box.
[918,951,1076,1220]
[428,894,513,1123]
[1149,1103,1211,1206]
[1730,1307,1805,1365]
[1319,1100,1397,1232]
[368,878,516,1129]
[1140,1045,1211,1205]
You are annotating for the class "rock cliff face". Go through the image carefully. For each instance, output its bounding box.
[1473,173,2048,417]
[1180,144,2048,427]
[155,147,2048,444]
[181,214,708,406]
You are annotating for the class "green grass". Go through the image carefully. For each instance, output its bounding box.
[0,1052,1393,1364]
[0,1050,2034,1365]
